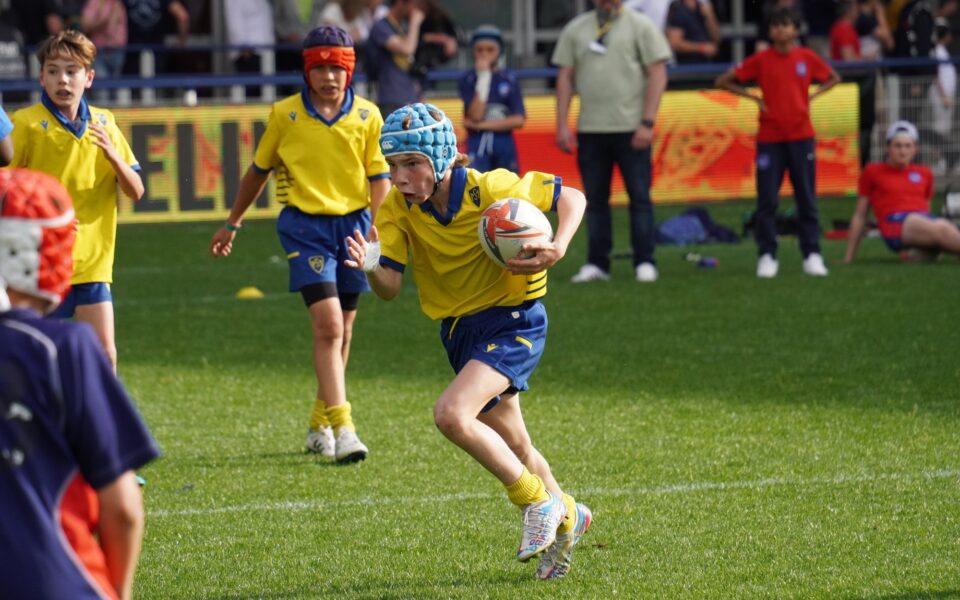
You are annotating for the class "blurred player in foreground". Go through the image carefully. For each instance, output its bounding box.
[0,168,160,600]
[345,103,591,579]
[844,120,960,262]
[8,31,144,370]
[210,26,391,463]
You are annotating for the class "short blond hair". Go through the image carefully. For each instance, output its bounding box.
[37,31,97,70]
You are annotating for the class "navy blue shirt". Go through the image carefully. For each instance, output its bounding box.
[368,17,420,108]
[666,0,712,63]
[0,308,160,598]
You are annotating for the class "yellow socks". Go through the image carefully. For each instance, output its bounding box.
[556,492,577,534]
[326,402,355,434]
[309,398,331,431]
[505,467,549,507]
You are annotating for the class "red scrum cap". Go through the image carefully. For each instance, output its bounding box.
[302,25,356,88]
[0,168,76,313]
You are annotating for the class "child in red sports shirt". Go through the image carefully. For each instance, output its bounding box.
[716,7,840,278]
[844,120,960,262]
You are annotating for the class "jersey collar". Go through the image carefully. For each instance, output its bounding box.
[40,91,91,139]
[412,167,467,225]
[300,86,354,126]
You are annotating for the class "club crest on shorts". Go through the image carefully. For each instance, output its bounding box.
[309,255,325,273]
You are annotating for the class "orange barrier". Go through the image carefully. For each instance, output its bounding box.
[112,84,858,223]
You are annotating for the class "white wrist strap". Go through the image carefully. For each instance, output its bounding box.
[362,240,381,273]
[475,70,492,103]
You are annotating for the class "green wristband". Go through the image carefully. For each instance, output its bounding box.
[225,222,241,232]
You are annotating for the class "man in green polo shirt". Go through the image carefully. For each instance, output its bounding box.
[553,0,672,283]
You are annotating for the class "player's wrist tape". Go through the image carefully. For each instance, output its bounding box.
[225,221,241,232]
[475,70,492,103]
[362,240,381,273]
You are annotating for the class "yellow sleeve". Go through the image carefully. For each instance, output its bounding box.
[374,192,409,269]
[106,112,138,167]
[252,105,282,171]
[479,169,561,213]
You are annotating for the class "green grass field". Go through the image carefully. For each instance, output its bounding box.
[117,199,959,599]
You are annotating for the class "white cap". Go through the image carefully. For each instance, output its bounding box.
[885,120,919,142]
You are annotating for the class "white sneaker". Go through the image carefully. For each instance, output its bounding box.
[802,253,829,276]
[570,264,610,283]
[536,503,593,580]
[517,492,567,562]
[305,427,335,458]
[757,254,779,278]
[635,262,658,282]
[334,429,368,463]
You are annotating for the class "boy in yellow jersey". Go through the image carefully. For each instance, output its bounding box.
[210,26,391,464]
[345,103,592,579]
[8,31,144,370]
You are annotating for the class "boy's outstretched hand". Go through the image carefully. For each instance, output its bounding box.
[345,226,381,272]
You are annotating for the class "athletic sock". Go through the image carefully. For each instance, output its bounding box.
[309,398,331,431]
[557,492,577,534]
[505,467,549,507]
[326,402,355,434]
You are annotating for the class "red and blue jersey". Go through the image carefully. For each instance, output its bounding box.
[734,46,832,142]
[859,162,933,238]
[0,308,160,599]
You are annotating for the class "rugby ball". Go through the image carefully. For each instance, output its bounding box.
[478,198,554,269]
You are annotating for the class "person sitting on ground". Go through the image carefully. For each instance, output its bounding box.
[843,120,960,262]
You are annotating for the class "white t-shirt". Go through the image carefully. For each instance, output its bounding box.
[625,0,671,31]
[935,44,957,98]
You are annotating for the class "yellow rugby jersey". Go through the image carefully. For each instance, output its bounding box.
[10,95,138,285]
[253,88,390,215]
[377,167,562,321]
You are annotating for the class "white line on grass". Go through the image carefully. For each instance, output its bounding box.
[149,468,959,518]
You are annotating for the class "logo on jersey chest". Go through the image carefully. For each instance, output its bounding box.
[289,112,297,121]
[41,120,49,130]
[309,255,325,273]
[908,171,922,183]
[359,108,369,121]
[469,186,481,206]
[795,61,807,77]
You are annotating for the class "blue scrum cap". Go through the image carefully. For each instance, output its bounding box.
[471,24,503,50]
[379,103,457,183]
[302,25,353,49]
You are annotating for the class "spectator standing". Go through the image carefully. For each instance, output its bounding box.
[274,0,310,95]
[81,0,128,101]
[0,13,27,103]
[6,0,62,47]
[224,0,275,98]
[317,0,382,96]
[665,0,721,63]
[831,0,880,166]
[553,0,672,283]
[891,0,937,126]
[411,0,459,90]
[122,0,189,80]
[716,7,840,278]
[625,0,672,31]
[0,167,160,600]
[928,18,957,173]
[856,0,894,58]
[458,25,525,173]
[367,0,424,117]
[844,120,960,261]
